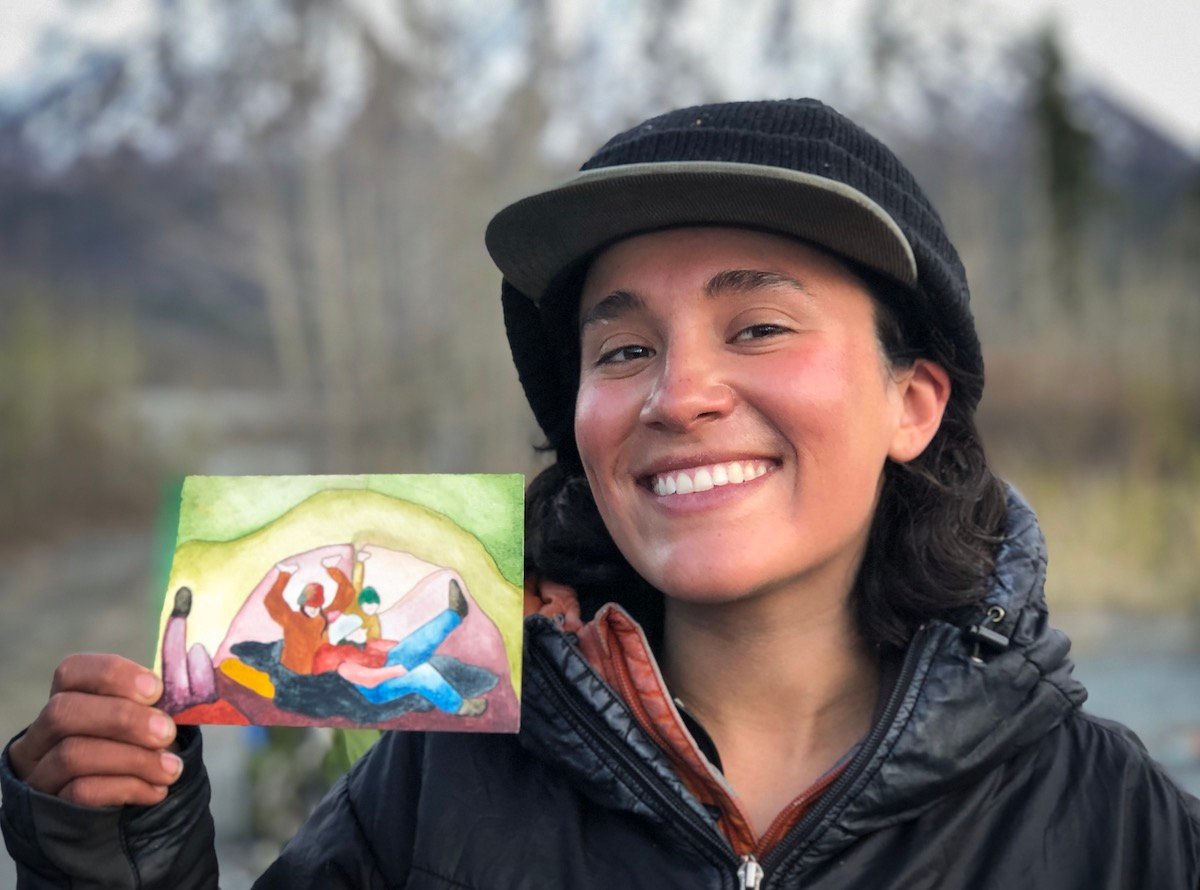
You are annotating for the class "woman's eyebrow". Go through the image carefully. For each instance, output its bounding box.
[580,270,808,330]
[705,269,812,297]
[579,290,644,330]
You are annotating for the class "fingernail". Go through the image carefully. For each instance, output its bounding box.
[161,752,182,777]
[149,714,173,741]
[135,673,161,700]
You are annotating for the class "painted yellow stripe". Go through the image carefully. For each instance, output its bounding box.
[219,658,276,698]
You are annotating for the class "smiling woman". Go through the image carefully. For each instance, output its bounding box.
[3,99,1199,890]
[528,229,1005,654]
[573,229,946,612]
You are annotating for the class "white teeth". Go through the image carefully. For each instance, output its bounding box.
[649,460,772,497]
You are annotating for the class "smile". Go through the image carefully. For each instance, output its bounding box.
[648,460,774,497]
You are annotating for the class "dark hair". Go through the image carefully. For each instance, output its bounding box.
[851,267,1007,649]
[524,255,1007,653]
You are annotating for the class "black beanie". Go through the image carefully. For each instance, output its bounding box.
[487,98,983,448]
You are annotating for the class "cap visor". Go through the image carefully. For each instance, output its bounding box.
[485,161,918,300]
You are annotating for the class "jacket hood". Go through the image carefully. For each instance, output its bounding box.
[519,486,1088,863]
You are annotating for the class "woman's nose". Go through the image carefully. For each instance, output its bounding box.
[639,350,735,431]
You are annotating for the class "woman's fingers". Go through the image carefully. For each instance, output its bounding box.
[15,691,175,770]
[49,653,162,702]
[26,737,183,798]
[12,688,183,806]
[9,653,182,808]
[8,653,173,789]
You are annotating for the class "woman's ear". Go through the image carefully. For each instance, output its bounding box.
[888,359,951,463]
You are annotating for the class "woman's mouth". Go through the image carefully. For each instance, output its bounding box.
[647,459,775,497]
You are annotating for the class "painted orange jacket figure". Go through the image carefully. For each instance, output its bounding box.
[264,559,356,674]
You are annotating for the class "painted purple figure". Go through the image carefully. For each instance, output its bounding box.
[159,587,216,713]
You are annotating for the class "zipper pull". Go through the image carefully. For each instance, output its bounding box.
[737,853,765,889]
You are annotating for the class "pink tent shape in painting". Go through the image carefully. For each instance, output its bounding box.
[159,543,517,731]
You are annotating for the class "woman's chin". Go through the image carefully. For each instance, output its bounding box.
[633,544,847,610]
[619,534,768,599]
[643,564,767,607]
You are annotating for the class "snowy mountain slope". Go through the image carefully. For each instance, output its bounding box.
[3,0,1154,175]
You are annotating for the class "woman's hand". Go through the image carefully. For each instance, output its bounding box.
[7,653,184,808]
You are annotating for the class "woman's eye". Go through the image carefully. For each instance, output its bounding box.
[733,323,789,341]
[596,344,655,365]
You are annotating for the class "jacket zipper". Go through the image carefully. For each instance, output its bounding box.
[757,624,936,883]
[532,622,934,889]
[737,854,765,889]
[530,640,745,881]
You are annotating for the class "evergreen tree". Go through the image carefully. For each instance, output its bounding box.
[1029,24,1095,313]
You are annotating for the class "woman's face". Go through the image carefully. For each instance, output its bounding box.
[574,227,933,606]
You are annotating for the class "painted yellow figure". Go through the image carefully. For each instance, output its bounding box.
[343,550,382,641]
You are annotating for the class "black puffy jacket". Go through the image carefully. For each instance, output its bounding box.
[4,493,1200,888]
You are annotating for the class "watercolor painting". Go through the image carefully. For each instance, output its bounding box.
[153,474,523,733]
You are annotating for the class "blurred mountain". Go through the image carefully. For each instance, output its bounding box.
[1,3,1193,334]
[1,2,1192,210]
[1075,86,1199,222]
[4,0,1191,171]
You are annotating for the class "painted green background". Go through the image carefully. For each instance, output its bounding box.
[177,474,524,586]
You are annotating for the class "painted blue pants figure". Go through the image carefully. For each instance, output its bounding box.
[353,608,464,712]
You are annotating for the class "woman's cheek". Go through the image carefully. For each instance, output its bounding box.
[574,379,639,465]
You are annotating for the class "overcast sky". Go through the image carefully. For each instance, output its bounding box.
[1,0,1196,154]
[1016,0,1199,153]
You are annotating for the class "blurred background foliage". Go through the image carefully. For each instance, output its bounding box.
[2,0,1196,603]
[1,0,1197,882]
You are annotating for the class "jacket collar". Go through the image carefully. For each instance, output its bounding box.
[519,613,722,843]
